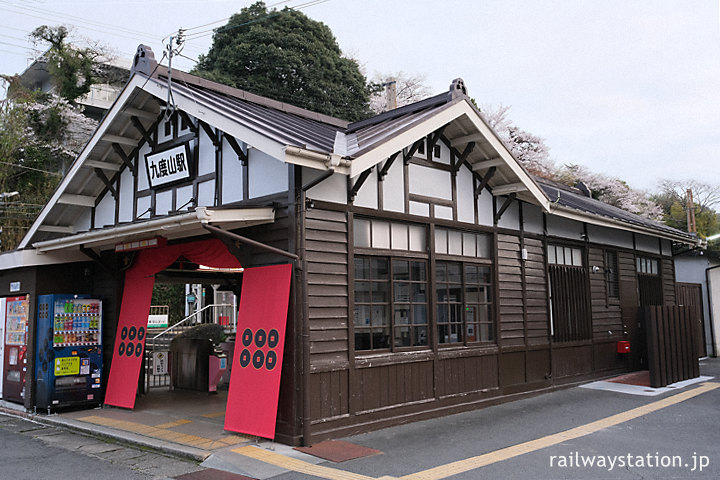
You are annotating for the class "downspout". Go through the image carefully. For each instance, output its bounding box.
[705,264,719,357]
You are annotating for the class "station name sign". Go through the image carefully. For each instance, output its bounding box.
[145,144,191,188]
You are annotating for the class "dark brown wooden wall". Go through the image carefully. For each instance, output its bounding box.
[497,234,524,346]
[305,208,349,367]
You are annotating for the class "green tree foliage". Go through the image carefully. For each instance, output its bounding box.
[151,283,186,326]
[193,2,373,122]
[29,26,97,103]
[651,180,720,238]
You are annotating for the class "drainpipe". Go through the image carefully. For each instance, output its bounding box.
[705,264,719,357]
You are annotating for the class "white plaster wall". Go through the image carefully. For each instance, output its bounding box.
[457,167,474,224]
[523,203,544,235]
[434,141,451,165]
[197,128,215,176]
[586,224,634,249]
[409,201,429,217]
[137,143,151,191]
[94,192,115,228]
[546,215,584,240]
[381,156,404,213]
[496,197,520,230]
[176,184,194,212]
[248,149,287,198]
[635,234,660,254]
[76,208,91,233]
[136,195,151,218]
[157,117,173,144]
[305,168,346,204]
[435,205,453,220]
[118,168,134,223]
[477,190,494,227]
[408,164,451,200]
[661,239,673,257]
[197,180,215,207]
[155,190,173,215]
[221,138,244,204]
[354,167,378,209]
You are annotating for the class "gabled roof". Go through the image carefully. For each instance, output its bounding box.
[17,53,701,250]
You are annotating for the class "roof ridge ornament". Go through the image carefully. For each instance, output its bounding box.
[449,78,468,98]
[130,44,157,77]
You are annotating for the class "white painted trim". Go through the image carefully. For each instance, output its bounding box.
[0,249,89,270]
[491,182,527,196]
[58,194,95,207]
[550,204,699,246]
[32,206,275,253]
[83,160,122,171]
[101,134,137,146]
[142,79,288,161]
[19,74,151,249]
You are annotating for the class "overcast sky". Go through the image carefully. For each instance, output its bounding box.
[1,0,718,193]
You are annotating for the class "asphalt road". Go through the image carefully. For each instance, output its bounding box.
[0,413,203,480]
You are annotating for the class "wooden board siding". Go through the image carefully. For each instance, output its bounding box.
[497,234,524,346]
[589,248,623,340]
[662,258,676,306]
[309,369,349,421]
[354,361,434,414]
[305,209,349,367]
[437,354,498,398]
[524,238,549,345]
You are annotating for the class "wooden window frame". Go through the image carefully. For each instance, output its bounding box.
[436,260,494,347]
[354,255,430,353]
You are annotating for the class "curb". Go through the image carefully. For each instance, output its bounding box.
[0,402,210,463]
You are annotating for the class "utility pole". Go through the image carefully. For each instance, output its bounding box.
[686,188,697,233]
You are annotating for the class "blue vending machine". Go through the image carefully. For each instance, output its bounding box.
[35,294,103,412]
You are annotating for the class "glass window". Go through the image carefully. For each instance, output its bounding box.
[548,244,583,267]
[605,250,619,298]
[437,261,494,345]
[354,218,371,248]
[435,228,491,259]
[354,218,426,252]
[372,221,390,249]
[355,256,428,351]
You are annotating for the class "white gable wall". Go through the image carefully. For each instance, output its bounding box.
[118,168,134,223]
[248,149,288,198]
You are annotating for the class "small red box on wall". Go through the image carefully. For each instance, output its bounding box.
[617,341,631,353]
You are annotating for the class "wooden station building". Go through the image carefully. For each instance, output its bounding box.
[0,45,701,445]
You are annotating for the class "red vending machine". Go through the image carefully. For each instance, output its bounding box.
[3,295,30,403]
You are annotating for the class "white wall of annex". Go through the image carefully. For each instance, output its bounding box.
[248,149,287,198]
[586,224,634,249]
[635,233,661,254]
[547,215,584,240]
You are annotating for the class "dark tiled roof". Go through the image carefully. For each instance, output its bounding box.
[537,178,695,240]
[161,74,344,153]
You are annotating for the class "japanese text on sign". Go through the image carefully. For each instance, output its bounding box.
[55,357,80,376]
[145,144,191,188]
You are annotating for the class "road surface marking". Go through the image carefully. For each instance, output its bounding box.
[231,382,719,480]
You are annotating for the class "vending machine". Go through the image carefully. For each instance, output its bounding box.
[3,295,30,403]
[35,294,103,412]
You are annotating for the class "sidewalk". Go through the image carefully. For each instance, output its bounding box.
[2,358,719,479]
